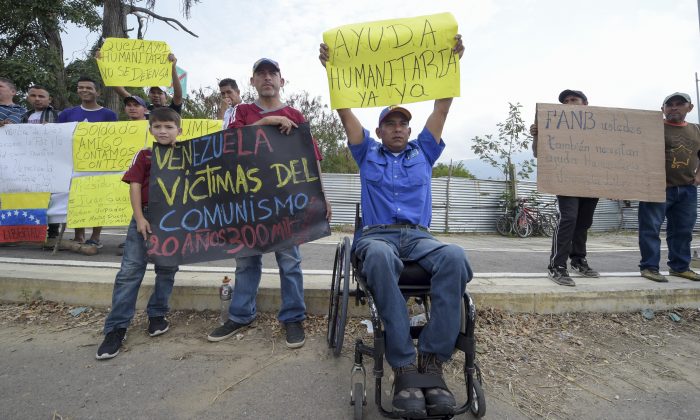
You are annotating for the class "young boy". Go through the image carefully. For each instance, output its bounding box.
[96,107,181,360]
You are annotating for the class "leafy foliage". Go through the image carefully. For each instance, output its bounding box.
[432,161,475,178]
[0,0,101,107]
[470,102,535,180]
[470,102,536,204]
[284,91,356,174]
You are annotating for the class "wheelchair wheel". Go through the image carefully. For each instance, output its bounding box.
[328,237,351,357]
[352,382,364,420]
[470,378,486,418]
[327,242,342,348]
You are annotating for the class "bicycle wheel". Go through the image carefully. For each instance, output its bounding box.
[514,211,533,238]
[540,214,555,237]
[496,215,511,236]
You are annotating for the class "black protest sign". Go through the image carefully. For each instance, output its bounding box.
[147,123,330,266]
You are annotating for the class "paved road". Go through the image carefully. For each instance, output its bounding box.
[0,228,684,275]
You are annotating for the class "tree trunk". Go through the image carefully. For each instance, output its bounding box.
[101,0,128,114]
[43,24,69,110]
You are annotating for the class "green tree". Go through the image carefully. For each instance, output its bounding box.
[0,0,102,109]
[0,1,198,111]
[432,161,475,178]
[285,91,356,174]
[470,102,535,204]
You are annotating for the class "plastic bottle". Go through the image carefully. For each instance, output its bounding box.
[219,276,233,325]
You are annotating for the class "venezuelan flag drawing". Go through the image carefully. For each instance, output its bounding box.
[0,192,51,243]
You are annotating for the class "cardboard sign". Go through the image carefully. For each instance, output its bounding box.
[97,38,172,87]
[73,121,150,171]
[0,123,75,193]
[323,13,460,109]
[67,175,132,228]
[536,104,665,202]
[148,123,330,266]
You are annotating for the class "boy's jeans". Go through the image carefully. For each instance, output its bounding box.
[103,216,178,334]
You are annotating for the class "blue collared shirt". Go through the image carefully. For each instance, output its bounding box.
[349,126,444,227]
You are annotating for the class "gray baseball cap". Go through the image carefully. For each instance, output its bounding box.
[662,92,692,106]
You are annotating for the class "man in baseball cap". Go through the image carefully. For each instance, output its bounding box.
[113,53,183,114]
[123,95,148,121]
[319,35,468,418]
[638,91,700,283]
[529,89,599,287]
[209,56,331,353]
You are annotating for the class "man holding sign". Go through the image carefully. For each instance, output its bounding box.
[319,37,469,418]
[638,92,700,282]
[111,53,183,114]
[530,90,600,287]
[207,58,329,350]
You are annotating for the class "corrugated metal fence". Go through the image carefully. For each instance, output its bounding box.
[322,173,684,233]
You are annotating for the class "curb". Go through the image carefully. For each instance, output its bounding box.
[2,262,700,316]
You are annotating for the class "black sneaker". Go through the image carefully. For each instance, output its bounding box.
[418,353,456,416]
[148,316,170,337]
[392,363,427,418]
[571,259,600,278]
[207,320,253,342]
[285,321,305,349]
[96,328,127,360]
[548,266,575,286]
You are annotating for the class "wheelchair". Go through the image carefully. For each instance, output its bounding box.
[327,206,486,420]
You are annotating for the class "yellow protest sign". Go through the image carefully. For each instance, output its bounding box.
[146,119,223,143]
[73,121,150,171]
[97,38,172,87]
[67,175,132,228]
[322,13,460,109]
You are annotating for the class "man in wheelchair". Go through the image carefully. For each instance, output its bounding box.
[320,36,472,418]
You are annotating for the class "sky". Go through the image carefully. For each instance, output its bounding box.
[62,0,700,167]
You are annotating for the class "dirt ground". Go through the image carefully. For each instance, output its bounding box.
[1,301,699,419]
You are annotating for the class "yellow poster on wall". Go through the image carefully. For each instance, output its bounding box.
[322,13,460,109]
[67,175,132,228]
[73,121,150,171]
[97,38,172,87]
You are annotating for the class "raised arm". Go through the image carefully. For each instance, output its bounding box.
[424,35,465,143]
[319,43,364,144]
[169,54,183,106]
[336,108,364,145]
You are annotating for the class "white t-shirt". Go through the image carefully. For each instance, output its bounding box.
[27,111,42,124]
[223,105,238,129]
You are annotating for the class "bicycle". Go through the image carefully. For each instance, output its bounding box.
[513,199,558,238]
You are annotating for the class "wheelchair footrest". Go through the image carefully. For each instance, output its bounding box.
[395,372,448,391]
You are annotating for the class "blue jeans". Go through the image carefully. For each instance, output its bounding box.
[639,185,697,272]
[229,246,305,324]
[354,227,472,368]
[104,216,178,334]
